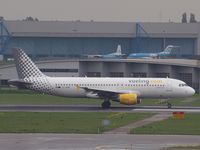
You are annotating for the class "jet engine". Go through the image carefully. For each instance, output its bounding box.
[118,93,141,105]
[86,92,100,99]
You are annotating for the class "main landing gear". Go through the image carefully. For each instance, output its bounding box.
[167,102,172,109]
[101,100,111,109]
[159,99,172,109]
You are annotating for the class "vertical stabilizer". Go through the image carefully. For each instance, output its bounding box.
[12,48,45,79]
[163,45,174,53]
[116,45,122,54]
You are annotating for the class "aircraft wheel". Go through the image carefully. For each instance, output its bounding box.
[167,102,172,109]
[101,101,111,109]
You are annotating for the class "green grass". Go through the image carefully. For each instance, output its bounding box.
[164,94,200,107]
[0,61,14,66]
[0,112,151,133]
[137,94,200,107]
[0,89,104,105]
[132,114,200,135]
[162,145,200,150]
[0,89,200,106]
[0,93,103,105]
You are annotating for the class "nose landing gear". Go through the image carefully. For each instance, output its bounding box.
[167,102,172,109]
[159,99,172,109]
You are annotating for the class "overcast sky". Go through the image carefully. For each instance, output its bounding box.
[0,0,200,22]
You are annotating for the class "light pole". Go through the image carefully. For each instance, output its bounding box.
[163,30,166,49]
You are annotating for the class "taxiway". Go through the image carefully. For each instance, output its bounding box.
[0,134,199,150]
[0,105,200,113]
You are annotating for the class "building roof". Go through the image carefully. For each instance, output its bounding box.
[1,58,200,70]
[81,58,200,68]
[5,20,135,37]
[3,20,200,38]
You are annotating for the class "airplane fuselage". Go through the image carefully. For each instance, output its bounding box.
[26,77,194,99]
[128,53,158,59]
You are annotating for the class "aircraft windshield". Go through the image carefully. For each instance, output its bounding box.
[179,83,188,87]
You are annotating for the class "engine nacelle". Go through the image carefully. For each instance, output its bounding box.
[86,92,100,99]
[118,93,141,105]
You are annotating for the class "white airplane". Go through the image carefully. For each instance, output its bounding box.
[86,45,126,59]
[9,48,195,108]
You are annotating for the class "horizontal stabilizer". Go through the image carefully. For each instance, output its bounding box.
[8,79,32,88]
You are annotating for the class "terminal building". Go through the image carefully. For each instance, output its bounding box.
[1,19,200,58]
[0,19,200,92]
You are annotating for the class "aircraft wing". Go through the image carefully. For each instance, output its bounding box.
[87,55,103,58]
[128,53,158,59]
[117,54,127,58]
[81,86,140,98]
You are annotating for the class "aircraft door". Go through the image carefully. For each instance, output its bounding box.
[166,78,173,92]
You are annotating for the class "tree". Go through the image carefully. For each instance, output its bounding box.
[23,16,39,21]
[0,16,4,20]
[34,18,39,21]
[190,13,197,23]
[181,12,187,23]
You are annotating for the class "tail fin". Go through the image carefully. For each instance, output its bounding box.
[116,45,122,54]
[163,45,174,53]
[12,48,45,79]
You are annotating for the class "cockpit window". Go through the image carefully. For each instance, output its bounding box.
[179,84,188,87]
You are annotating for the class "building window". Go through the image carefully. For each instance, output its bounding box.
[179,73,192,86]
[130,72,147,77]
[40,68,78,73]
[0,80,8,86]
[156,73,170,78]
[86,72,101,77]
[110,72,124,77]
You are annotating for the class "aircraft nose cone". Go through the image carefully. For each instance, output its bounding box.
[188,87,195,96]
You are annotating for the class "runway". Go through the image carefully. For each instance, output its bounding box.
[0,134,199,150]
[0,105,200,113]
